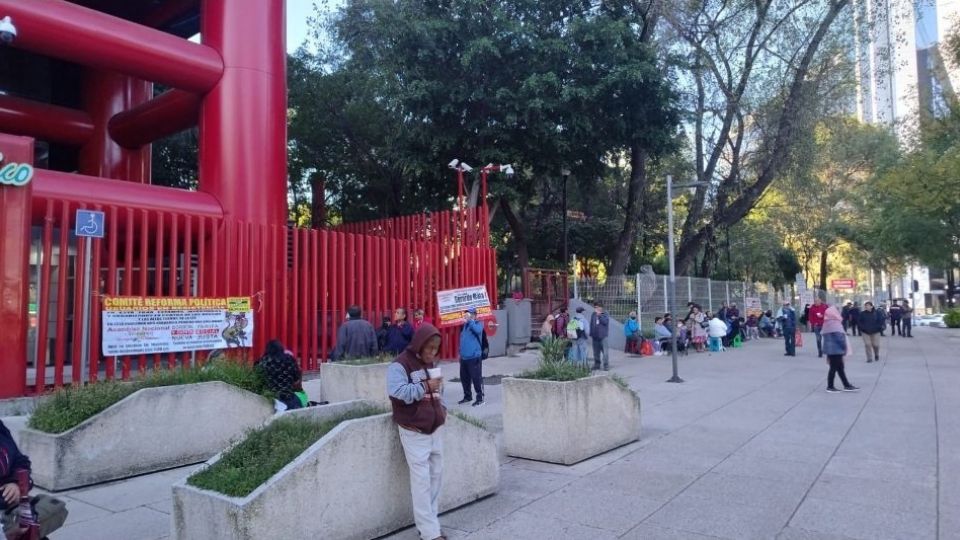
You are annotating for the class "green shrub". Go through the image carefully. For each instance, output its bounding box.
[518,335,591,382]
[28,360,271,434]
[187,406,384,497]
[538,337,570,364]
[449,410,487,430]
[945,309,960,328]
[28,381,137,434]
[339,354,392,366]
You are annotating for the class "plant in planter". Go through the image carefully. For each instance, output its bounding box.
[320,355,393,405]
[173,400,499,540]
[19,361,276,491]
[503,345,641,465]
[945,309,960,328]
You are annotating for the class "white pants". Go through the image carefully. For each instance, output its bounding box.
[398,426,444,540]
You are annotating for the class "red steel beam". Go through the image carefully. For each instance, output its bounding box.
[0,95,94,147]
[109,89,201,149]
[0,0,223,94]
[31,169,223,219]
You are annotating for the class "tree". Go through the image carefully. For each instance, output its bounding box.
[662,0,853,275]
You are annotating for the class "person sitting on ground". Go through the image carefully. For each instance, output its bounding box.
[331,305,378,361]
[707,315,728,352]
[653,317,671,354]
[1,421,68,540]
[624,311,641,354]
[745,314,760,340]
[255,339,304,411]
[759,310,775,337]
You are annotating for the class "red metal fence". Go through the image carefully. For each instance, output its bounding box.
[25,200,497,394]
[334,207,490,248]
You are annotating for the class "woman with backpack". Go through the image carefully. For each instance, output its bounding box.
[566,307,589,365]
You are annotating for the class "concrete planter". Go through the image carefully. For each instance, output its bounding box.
[503,374,641,464]
[320,361,391,405]
[172,401,498,540]
[18,381,274,491]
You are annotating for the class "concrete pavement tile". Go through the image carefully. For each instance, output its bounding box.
[680,472,809,510]
[382,525,469,539]
[439,492,532,533]
[52,506,170,540]
[806,473,936,516]
[521,481,662,534]
[821,455,936,487]
[507,441,641,477]
[57,495,112,525]
[776,526,859,539]
[789,497,936,540]
[146,498,172,515]
[65,471,175,512]
[464,510,618,540]
[620,523,725,539]
[644,491,791,539]
[498,463,577,500]
[581,464,699,501]
[735,437,837,465]
[712,454,824,485]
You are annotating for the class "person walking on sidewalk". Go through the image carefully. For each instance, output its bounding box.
[857,301,884,363]
[848,302,861,336]
[822,306,859,393]
[888,300,902,337]
[457,308,485,407]
[590,303,610,370]
[777,301,797,356]
[901,300,914,337]
[808,296,829,358]
[386,324,447,540]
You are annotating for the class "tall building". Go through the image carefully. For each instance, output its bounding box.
[852,0,960,311]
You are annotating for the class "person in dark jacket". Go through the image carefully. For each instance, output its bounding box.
[1,421,68,539]
[552,307,569,338]
[857,302,884,363]
[888,301,902,336]
[384,308,414,355]
[841,302,852,333]
[590,303,610,370]
[458,308,485,407]
[848,302,861,336]
[900,300,913,337]
[331,305,378,361]
[255,340,303,410]
[386,324,446,540]
[777,301,797,356]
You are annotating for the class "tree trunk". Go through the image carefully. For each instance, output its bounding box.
[310,173,326,229]
[498,195,530,281]
[819,249,829,291]
[609,144,647,276]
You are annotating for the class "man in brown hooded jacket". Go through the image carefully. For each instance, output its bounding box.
[387,324,447,540]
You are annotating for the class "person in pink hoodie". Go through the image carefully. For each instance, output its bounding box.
[822,306,859,393]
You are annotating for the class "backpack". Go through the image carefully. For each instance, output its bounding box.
[566,319,580,340]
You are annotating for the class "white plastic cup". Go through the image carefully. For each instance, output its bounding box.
[427,367,442,379]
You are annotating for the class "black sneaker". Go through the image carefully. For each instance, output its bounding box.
[843,386,860,392]
[602,366,610,371]
[592,365,601,371]
[867,359,873,363]
[472,399,484,407]
[875,357,880,362]
[457,397,472,405]
[826,388,841,393]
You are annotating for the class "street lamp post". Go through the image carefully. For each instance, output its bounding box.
[666,175,708,384]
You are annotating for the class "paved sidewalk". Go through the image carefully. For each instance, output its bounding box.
[6,327,958,539]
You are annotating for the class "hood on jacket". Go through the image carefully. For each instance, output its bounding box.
[822,306,845,334]
[407,323,441,354]
[824,306,842,322]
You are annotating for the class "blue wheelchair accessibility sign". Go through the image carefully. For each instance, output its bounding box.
[75,210,106,238]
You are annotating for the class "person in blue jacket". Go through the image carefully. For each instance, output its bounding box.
[384,308,414,355]
[458,307,485,406]
[624,311,641,354]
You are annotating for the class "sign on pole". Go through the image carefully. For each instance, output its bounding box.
[75,209,106,238]
[744,297,763,317]
[102,296,255,356]
[830,279,857,290]
[436,285,492,328]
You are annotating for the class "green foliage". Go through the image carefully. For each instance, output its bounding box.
[187,406,384,497]
[339,354,392,366]
[449,410,488,430]
[28,361,271,434]
[945,309,960,329]
[538,337,570,364]
[518,361,592,382]
[609,373,630,390]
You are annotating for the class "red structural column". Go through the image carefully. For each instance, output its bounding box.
[79,70,152,183]
[0,135,33,398]
[199,0,287,226]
